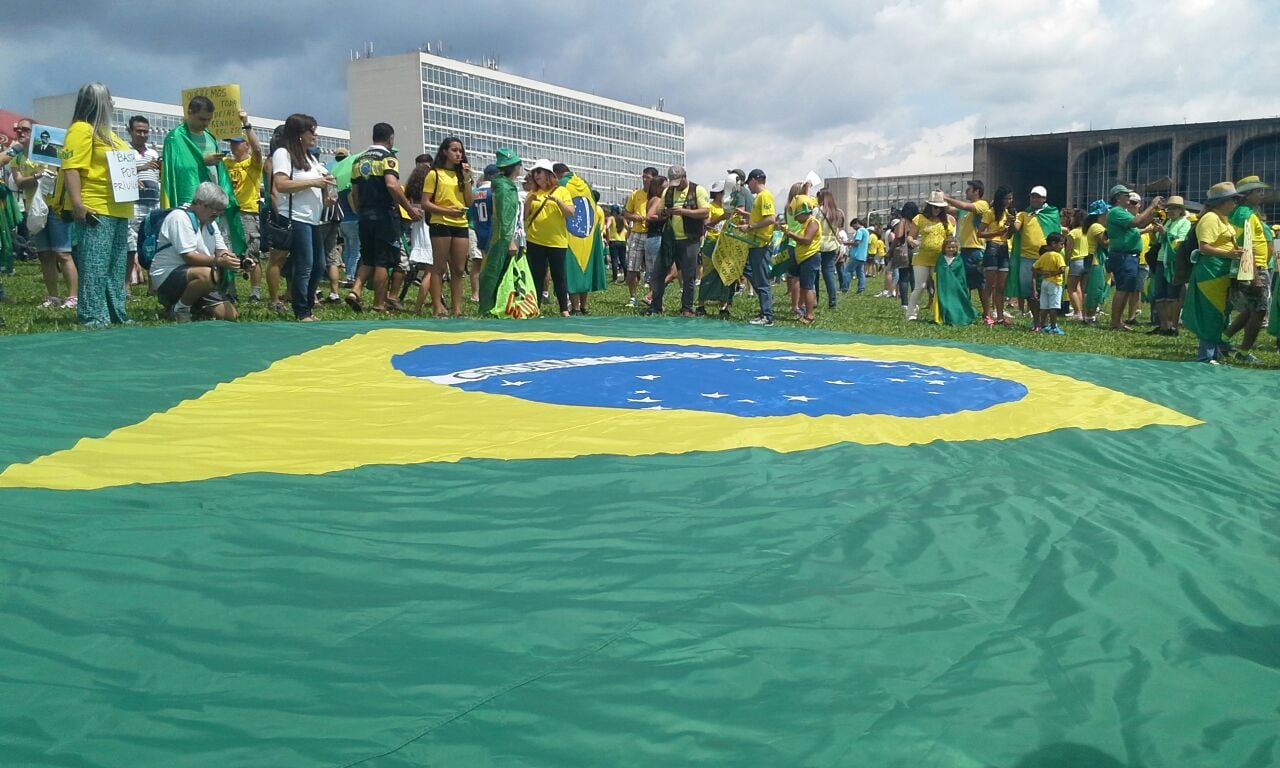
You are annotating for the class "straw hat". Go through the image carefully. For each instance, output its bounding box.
[1165,195,1186,209]
[1235,175,1270,193]
[1204,182,1240,203]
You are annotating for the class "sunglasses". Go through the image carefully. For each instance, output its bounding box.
[14,126,30,133]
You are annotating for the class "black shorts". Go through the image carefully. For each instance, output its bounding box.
[358,216,400,270]
[156,266,191,308]
[430,223,469,239]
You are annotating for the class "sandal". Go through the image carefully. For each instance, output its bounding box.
[344,293,363,312]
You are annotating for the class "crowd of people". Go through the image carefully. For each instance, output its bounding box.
[1,80,1276,363]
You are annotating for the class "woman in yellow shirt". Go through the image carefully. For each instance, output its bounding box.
[1064,208,1090,320]
[906,192,954,320]
[787,205,822,324]
[422,137,474,317]
[59,82,135,328]
[1185,182,1244,363]
[523,158,576,316]
[978,185,1015,324]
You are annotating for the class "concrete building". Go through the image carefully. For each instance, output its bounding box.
[347,51,684,204]
[32,94,351,159]
[973,118,1280,218]
[825,170,972,225]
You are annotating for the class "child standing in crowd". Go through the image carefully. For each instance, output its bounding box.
[1034,232,1067,334]
[933,236,976,325]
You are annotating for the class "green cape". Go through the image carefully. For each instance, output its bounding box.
[565,203,608,294]
[1181,251,1233,343]
[478,175,519,315]
[932,254,977,325]
[161,124,246,256]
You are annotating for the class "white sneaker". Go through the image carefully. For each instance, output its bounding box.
[39,296,60,309]
[626,297,638,308]
[748,315,773,326]
[171,307,193,323]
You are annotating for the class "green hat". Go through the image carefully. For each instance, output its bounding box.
[1108,183,1132,199]
[1235,175,1270,193]
[495,148,522,168]
[795,204,814,216]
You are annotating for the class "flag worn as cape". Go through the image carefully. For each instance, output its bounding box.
[932,254,977,325]
[1085,244,1111,314]
[565,201,608,294]
[1160,216,1192,284]
[478,174,519,315]
[161,124,246,255]
[1007,206,1060,298]
[0,186,19,272]
[559,173,598,273]
[1181,251,1233,343]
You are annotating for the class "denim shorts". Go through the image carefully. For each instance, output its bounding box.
[1109,252,1140,292]
[798,254,821,290]
[982,241,1010,271]
[1039,280,1063,310]
[1067,258,1089,277]
[31,213,72,252]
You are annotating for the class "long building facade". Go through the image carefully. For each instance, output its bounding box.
[974,118,1280,218]
[32,95,351,160]
[348,51,684,205]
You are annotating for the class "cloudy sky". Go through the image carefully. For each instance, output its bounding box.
[4,0,1280,188]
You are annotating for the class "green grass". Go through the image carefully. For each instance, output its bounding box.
[2,259,1278,368]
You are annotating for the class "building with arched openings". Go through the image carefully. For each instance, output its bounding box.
[973,118,1280,219]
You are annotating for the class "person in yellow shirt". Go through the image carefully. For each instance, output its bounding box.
[222,113,264,299]
[786,204,821,324]
[906,191,954,321]
[1185,182,1245,363]
[523,158,575,316]
[1222,175,1272,361]
[1033,232,1068,333]
[738,169,776,326]
[867,228,884,277]
[422,137,473,317]
[622,166,658,305]
[978,185,1015,324]
[59,82,135,327]
[942,179,989,302]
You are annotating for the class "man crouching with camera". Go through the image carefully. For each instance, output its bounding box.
[150,181,241,322]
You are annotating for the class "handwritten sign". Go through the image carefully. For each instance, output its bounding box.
[180,83,244,141]
[106,150,140,203]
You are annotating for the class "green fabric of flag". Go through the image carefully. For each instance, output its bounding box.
[1085,244,1111,314]
[1181,250,1233,342]
[1,320,1277,767]
[161,123,246,256]
[932,254,977,325]
[0,185,18,272]
[478,174,519,314]
[564,203,608,294]
[1006,206,1060,298]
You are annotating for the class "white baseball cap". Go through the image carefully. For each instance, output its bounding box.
[1030,185,1048,197]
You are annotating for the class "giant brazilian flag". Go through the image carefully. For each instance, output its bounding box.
[1,320,1277,767]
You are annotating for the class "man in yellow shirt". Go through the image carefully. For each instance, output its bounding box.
[622,166,657,305]
[737,168,776,326]
[1223,175,1272,361]
[222,111,263,300]
[942,179,989,298]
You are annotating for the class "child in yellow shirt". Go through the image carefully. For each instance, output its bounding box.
[1033,231,1067,334]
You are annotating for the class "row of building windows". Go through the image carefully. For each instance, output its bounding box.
[423,105,680,161]
[855,174,971,216]
[1071,134,1280,219]
[422,85,682,153]
[109,108,349,157]
[422,64,683,138]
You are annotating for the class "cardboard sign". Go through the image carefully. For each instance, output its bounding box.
[106,149,140,203]
[180,83,243,141]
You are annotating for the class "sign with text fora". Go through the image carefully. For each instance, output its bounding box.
[179,83,243,141]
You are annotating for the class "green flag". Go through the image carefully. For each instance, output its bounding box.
[932,254,977,325]
[0,321,1275,766]
[161,123,246,255]
[478,174,519,314]
[1181,250,1233,342]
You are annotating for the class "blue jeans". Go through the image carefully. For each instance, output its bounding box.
[289,221,325,319]
[748,246,773,319]
[340,219,361,276]
[819,250,839,306]
[843,259,866,293]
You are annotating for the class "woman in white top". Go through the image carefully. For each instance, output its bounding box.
[271,113,334,321]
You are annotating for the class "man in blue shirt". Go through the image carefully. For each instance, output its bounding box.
[842,218,870,294]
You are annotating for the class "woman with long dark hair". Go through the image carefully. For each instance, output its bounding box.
[271,113,334,321]
[815,189,845,309]
[58,82,133,327]
[979,185,1015,324]
[905,191,954,321]
[891,202,920,311]
[422,137,473,317]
